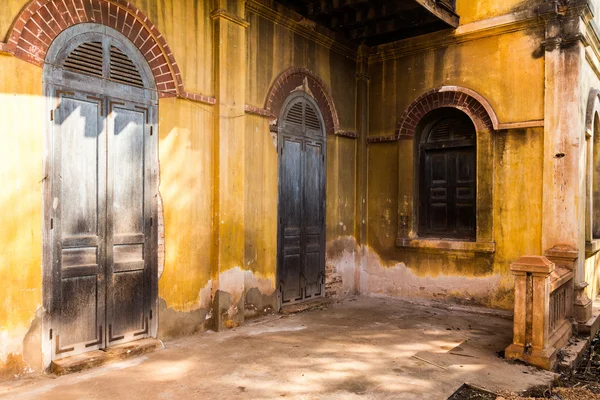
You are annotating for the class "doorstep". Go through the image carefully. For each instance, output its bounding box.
[50,338,163,376]
[279,297,332,315]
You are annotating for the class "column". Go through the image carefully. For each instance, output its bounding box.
[211,1,249,330]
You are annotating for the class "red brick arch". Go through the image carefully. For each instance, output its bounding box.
[2,0,213,102]
[265,67,340,135]
[396,86,499,138]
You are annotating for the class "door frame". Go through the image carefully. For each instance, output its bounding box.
[41,23,159,368]
[276,92,327,309]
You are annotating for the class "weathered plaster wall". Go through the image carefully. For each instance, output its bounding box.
[0,0,359,371]
[0,55,44,374]
[157,97,215,337]
[582,45,600,301]
[245,7,359,301]
[365,23,545,309]
[456,0,543,25]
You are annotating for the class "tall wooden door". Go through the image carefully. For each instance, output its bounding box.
[277,96,326,306]
[45,27,158,360]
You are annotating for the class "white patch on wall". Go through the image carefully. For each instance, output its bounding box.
[360,248,502,301]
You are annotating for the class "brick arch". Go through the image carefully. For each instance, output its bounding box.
[396,86,499,138]
[265,67,340,135]
[3,0,211,101]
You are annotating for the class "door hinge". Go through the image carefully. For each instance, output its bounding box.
[50,218,54,230]
[50,110,54,121]
[49,329,53,340]
[150,217,153,227]
[150,126,153,136]
[150,309,153,320]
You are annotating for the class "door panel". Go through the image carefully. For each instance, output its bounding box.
[278,99,326,306]
[106,102,151,343]
[421,146,476,239]
[304,141,324,298]
[53,91,106,358]
[280,136,303,303]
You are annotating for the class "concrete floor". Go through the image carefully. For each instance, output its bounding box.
[0,297,556,400]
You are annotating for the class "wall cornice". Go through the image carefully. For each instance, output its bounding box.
[370,10,543,63]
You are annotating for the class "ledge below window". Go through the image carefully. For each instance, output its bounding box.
[396,237,496,254]
[585,240,600,258]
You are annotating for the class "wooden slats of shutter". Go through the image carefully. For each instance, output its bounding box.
[63,42,144,89]
[64,42,104,78]
[109,46,144,88]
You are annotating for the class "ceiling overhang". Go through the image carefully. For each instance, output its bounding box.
[275,0,459,46]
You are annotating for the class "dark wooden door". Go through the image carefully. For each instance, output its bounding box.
[105,100,154,345]
[45,31,158,361]
[278,98,326,305]
[51,89,107,357]
[50,92,155,359]
[419,109,476,239]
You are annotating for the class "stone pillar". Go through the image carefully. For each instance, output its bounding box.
[211,1,249,331]
[505,256,557,370]
[354,45,369,295]
[539,0,593,324]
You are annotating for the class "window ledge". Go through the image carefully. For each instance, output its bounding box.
[396,237,496,254]
[585,240,600,258]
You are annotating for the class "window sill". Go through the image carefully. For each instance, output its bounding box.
[585,240,600,258]
[396,237,496,254]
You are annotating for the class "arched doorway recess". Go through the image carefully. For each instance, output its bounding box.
[277,92,327,307]
[43,23,159,362]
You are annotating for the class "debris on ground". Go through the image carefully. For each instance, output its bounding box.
[450,331,600,400]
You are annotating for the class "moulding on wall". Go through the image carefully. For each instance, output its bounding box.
[370,9,543,63]
[1,0,215,105]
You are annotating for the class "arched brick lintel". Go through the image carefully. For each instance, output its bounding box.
[265,67,340,135]
[396,86,499,138]
[4,0,214,103]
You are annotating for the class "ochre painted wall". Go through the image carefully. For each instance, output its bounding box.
[582,50,600,301]
[365,23,546,309]
[0,0,359,371]
[245,7,359,301]
[0,55,44,371]
[456,0,543,25]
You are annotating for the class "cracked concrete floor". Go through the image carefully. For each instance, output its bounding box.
[0,297,556,400]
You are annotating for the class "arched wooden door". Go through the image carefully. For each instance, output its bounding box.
[277,94,326,307]
[43,24,158,361]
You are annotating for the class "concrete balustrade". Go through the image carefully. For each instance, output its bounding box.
[505,256,574,370]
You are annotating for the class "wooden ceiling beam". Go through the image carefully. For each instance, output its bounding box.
[414,0,459,28]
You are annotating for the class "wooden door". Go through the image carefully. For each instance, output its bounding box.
[45,28,158,361]
[278,98,326,306]
[50,92,155,358]
[105,100,154,345]
[51,89,107,358]
[419,109,476,240]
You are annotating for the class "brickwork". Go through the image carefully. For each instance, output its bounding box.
[4,0,215,104]
[265,67,340,135]
[396,87,497,139]
[325,265,343,298]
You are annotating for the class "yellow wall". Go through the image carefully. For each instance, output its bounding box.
[0,0,360,370]
[366,22,546,308]
[456,0,543,25]
[0,55,44,369]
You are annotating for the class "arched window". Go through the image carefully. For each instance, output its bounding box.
[418,108,476,240]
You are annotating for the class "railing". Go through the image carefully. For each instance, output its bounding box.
[505,256,573,370]
[549,280,571,333]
